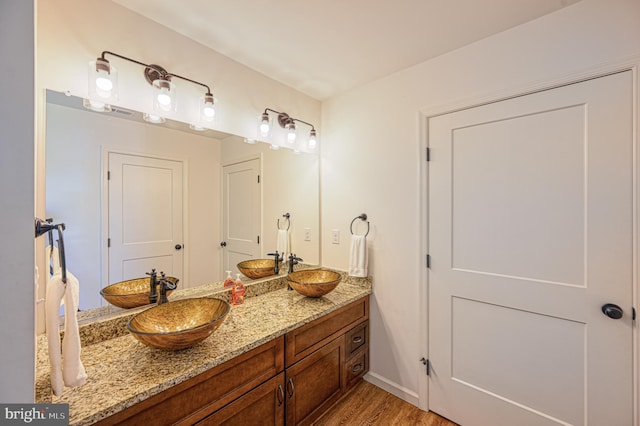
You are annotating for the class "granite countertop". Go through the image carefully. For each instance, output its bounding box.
[35,271,371,425]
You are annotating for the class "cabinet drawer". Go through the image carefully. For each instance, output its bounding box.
[345,320,368,358]
[345,348,368,390]
[286,296,369,367]
[97,337,284,426]
[196,373,285,426]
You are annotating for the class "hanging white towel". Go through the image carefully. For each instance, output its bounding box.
[45,272,66,396]
[348,234,368,277]
[45,271,87,396]
[276,229,290,262]
[61,272,87,387]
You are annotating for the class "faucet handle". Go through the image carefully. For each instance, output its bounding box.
[160,278,177,290]
[146,268,157,277]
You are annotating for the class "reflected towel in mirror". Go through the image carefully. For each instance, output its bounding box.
[277,229,290,262]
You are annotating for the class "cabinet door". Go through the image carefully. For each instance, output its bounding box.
[286,336,345,426]
[197,373,285,426]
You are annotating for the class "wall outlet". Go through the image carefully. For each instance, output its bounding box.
[304,227,311,242]
[331,229,340,244]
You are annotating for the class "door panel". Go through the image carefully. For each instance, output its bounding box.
[222,158,261,272]
[428,71,634,426]
[108,153,183,286]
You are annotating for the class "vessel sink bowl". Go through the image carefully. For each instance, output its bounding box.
[127,297,230,350]
[100,276,179,309]
[237,259,281,279]
[287,269,342,298]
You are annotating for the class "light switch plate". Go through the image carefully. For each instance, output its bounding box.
[304,228,311,241]
[331,229,340,244]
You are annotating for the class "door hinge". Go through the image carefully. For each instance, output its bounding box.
[257,235,260,244]
[633,307,636,321]
[257,174,260,183]
[420,357,430,376]
[426,147,431,162]
[107,238,111,248]
[107,170,111,180]
[426,254,431,269]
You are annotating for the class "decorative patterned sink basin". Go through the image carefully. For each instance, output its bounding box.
[287,269,342,298]
[127,297,230,350]
[237,259,281,279]
[100,276,179,309]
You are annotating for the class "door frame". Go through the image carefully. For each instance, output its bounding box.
[418,58,640,424]
[100,147,189,295]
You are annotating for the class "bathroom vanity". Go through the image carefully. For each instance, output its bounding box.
[35,272,371,425]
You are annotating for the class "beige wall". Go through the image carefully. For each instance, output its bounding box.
[320,0,640,406]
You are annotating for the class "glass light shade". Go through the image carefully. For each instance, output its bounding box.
[259,113,271,137]
[200,94,215,123]
[143,113,166,124]
[88,59,118,102]
[286,123,297,143]
[82,98,112,113]
[308,130,317,151]
[152,79,176,113]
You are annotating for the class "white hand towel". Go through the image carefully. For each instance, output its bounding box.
[349,234,368,277]
[45,272,66,396]
[62,272,87,388]
[276,229,290,262]
[45,271,87,396]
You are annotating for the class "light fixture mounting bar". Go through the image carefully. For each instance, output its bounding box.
[263,108,316,131]
[99,51,212,93]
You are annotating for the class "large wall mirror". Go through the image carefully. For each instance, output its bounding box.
[43,90,320,312]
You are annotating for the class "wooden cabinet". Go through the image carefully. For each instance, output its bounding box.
[96,296,369,426]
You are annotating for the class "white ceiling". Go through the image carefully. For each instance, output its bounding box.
[112,0,580,100]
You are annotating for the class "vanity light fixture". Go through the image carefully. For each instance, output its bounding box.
[88,51,216,124]
[259,108,318,150]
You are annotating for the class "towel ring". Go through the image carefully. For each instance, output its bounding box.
[278,213,290,231]
[350,213,370,237]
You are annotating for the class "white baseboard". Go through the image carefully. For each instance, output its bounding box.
[364,372,420,407]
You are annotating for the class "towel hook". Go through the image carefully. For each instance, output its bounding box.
[277,213,290,231]
[35,217,68,284]
[350,213,370,237]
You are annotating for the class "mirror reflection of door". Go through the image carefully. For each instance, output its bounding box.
[108,152,184,286]
[222,158,261,273]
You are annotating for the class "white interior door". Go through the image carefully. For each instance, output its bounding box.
[222,158,261,272]
[108,153,184,285]
[428,71,634,426]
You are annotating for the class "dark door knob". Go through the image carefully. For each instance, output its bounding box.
[175,244,183,250]
[602,303,623,319]
[220,241,227,247]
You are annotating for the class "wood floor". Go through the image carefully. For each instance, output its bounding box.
[314,380,458,426]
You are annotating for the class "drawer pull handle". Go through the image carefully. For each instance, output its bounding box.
[287,378,295,399]
[277,384,284,406]
[352,336,363,343]
[352,363,363,373]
